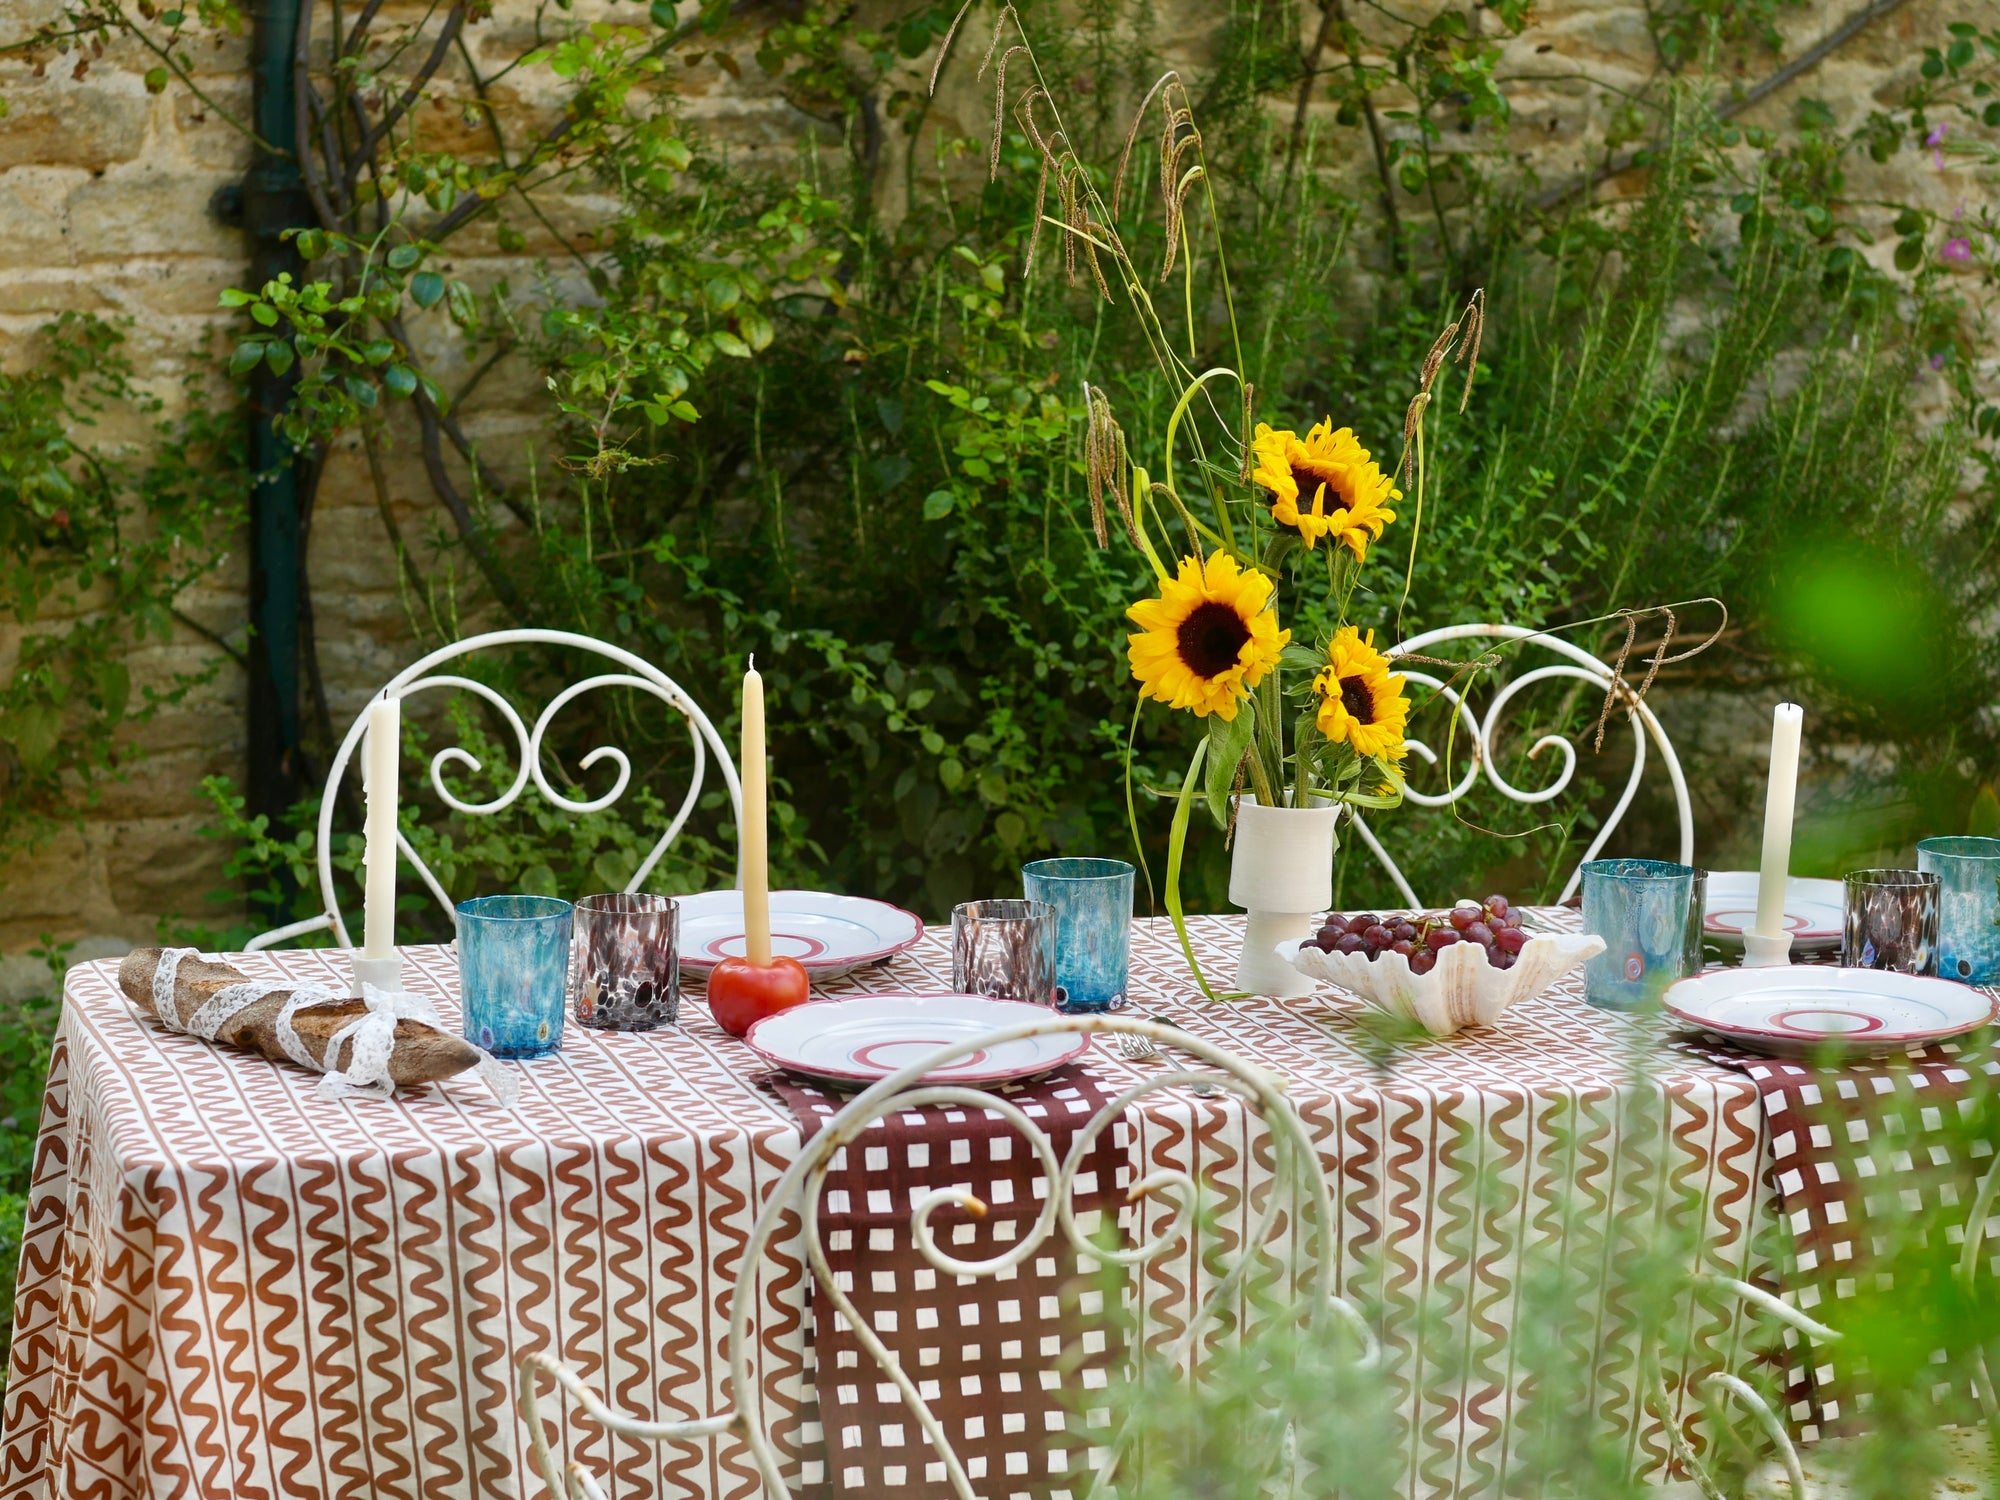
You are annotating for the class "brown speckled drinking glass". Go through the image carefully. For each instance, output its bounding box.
[571,893,680,1032]
[950,899,1058,1008]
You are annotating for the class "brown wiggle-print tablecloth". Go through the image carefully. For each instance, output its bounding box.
[2,914,1776,1500]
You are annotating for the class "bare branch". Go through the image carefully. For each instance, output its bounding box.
[346,4,465,190]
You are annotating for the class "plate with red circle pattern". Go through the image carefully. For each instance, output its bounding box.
[1664,966,1997,1057]
[744,994,1089,1088]
[677,889,924,978]
[1701,872,1845,951]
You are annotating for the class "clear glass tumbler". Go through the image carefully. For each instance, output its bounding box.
[1841,869,1939,975]
[572,892,680,1032]
[1680,868,1710,977]
[458,894,573,1058]
[1580,858,1696,1011]
[1916,836,2000,983]
[1021,857,1135,1013]
[951,899,1058,1007]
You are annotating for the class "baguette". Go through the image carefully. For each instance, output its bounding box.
[118,948,483,1088]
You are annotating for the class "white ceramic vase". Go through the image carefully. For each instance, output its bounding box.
[1228,795,1342,997]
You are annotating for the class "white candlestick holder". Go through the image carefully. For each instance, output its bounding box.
[1740,931,1793,968]
[351,951,405,997]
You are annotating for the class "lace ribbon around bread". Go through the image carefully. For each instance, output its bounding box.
[118,947,513,1102]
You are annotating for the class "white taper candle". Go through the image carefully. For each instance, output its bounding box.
[740,660,771,966]
[361,693,400,961]
[1752,701,1804,943]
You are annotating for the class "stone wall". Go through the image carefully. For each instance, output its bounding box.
[0,0,1985,974]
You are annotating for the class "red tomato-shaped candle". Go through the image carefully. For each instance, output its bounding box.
[706,954,811,1038]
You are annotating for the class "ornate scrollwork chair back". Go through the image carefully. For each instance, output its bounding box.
[516,1013,1378,1500]
[1350,623,1695,909]
[245,628,743,952]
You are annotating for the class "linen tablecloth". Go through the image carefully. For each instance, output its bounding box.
[1,914,1775,1500]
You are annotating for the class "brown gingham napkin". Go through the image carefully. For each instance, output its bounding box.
[766,1062,1133,1500]
[1685,1031,2000,1440]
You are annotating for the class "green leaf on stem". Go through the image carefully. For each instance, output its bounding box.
[1164,738,1232,1002]
[1204,705,1255,829]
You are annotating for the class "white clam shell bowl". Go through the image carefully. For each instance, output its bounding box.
[1287,931,1607,1038]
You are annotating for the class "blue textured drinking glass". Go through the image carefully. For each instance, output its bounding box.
[1917,837,2000,984]
[458,895,573,1058]
[1021,857,1134,1013]
[1580,858,1695,1011]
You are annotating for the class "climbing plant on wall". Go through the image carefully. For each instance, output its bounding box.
[0,314,243,850]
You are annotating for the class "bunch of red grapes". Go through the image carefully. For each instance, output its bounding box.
[1309,895,1530,975]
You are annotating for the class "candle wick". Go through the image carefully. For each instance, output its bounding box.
[748,653,756,671]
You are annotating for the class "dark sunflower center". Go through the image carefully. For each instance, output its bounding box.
[1339,674,1376,725]
[1176,601,1253,680]
[1288,464,1338,515]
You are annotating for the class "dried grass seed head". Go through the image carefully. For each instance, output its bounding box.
[1113,72,1181,220]
[927,0,975,97]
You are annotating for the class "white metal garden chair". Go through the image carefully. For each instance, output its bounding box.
[244,628,742,952]
[1353,622,1695,908]
[516,1013,1379,1500]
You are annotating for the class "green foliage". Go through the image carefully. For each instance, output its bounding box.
[0,313,242,849]
[477,6,1996,919]
[0,940,68,1392]
[5,0,1994,926]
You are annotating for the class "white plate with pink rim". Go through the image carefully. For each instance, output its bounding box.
[744,993,1088,1089]
[676,889,924,979]
[1664,966,1999,1058]
[1702,872,1845,952]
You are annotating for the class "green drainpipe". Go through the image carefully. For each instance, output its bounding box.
[243,0,315,843]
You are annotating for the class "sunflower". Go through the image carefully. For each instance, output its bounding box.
[1127,553,1288,721]
[1313,626,1410,760]
[1249,420,1401,560]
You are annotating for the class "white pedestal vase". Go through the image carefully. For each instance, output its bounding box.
[1228,796,1343,997]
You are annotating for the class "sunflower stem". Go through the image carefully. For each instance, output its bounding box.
[1125,694,1158,915]
[1242,705,1278,807]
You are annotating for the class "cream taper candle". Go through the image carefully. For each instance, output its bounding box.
[361,693,401,962]
[740,659,772,966]
[1751,701,1804,947]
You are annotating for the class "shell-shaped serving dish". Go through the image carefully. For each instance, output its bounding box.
[1287,931,1606,1038]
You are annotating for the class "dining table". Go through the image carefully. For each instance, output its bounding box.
[0,910,1805,1500]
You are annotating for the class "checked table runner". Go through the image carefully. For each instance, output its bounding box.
[3,913,1781,1500]
[765,1066,1130,1498]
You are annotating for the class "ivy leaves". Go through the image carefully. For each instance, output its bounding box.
[0,314,239,841]
[219,229,466,443]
